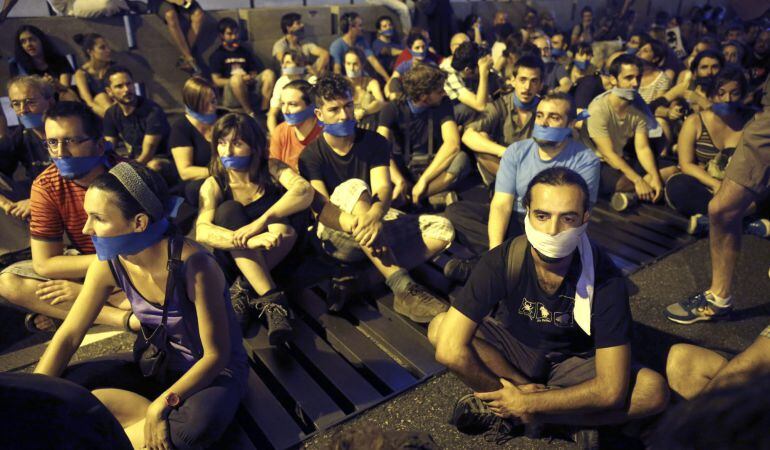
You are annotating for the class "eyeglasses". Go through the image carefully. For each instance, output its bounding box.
[44,136,93,153]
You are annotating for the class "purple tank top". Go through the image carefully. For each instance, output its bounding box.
[109,239,248,378]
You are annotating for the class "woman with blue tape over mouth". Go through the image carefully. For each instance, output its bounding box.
[196,113,313,346]
[266,49,318,134]
[343,48,386,131]
[34,160,248,450]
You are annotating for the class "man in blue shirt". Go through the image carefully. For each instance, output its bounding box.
[329,12,390,81]
[444,92,600,281]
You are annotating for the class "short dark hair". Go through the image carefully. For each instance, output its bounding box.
[340,12,360,34]
[690,49,724,73]
[283,79,314,106]
[402,64,447,102]
[376,15,392,30]
[707,66,748,99]
[581,6,593,15]
[522,167,591,213]
[280,12,301,35]
[540,92,576,120]
[312,73,353,107]
[609,54,643,78]
[575,42,593,57]
[644,38,668,65]
[45,101,103,141]
[103,65,133,87]
[91,162,170,222]
[406,28,428,48]
[218,17,239,35]
[451,41,480,72]
[513,54,545,78]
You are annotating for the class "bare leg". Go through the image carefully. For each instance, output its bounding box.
[665,343,728,400]
[232,225,296,295]
[425,172,458,196]
[536,368,669,426]
[186,8,205,50]
[0,273,130,328]
[476,153,501,178]
[707,179,755,299]
[230,73,255,115]
[259,69,276,111]
[705,335,770,393]
[164,9,194,61]
[92,388,150,449]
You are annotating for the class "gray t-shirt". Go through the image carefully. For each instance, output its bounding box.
[272,37,321,59]
[581,91,649,158]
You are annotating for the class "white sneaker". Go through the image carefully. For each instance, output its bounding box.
[610,192,638,212]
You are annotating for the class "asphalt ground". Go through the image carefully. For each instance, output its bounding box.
[2,236,769,448]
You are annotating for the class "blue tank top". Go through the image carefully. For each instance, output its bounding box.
[109,238,248,381]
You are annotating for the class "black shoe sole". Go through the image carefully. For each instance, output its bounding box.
[268,326,292,346]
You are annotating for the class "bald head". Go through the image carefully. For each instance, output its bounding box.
[450,33,470,54]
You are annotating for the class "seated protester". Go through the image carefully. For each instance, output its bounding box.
[490,23,517,74]
[272,12,330,77]
[636,37,673,103]
[746,29,770,94]
[267,50,317,134]
[571,6,596,46]
[429,167,669,444]
[461,54,544,185]
[572,63,606,113]
[343,49,386,131]
[0,76,54,265]
[677,35,719,84]
[662,50,724,113]
[209,18,277,118]
[444,94,600,279]
[148,0,205,74]
[386,26,442,88]
[722,40,746,66]
[0,101,132,333]
[371,15,404,74]
[102,66,171,173]
[579,54,678,211]
[72,33,115,117]
[330,12,390,82]
[665,68,762,234]
[11,25,78,102]
[376,64,469,208]
[438,33,470,73]
[444,41,495,127]
[568,43,595,86]
[169,76,218,206]
[34,161,249,449]
[549,31,570,66]
[665,324,770,401]
[532,35,572,94]
[300,74,454,323]
[269,80,323,171]
[196,113,312,343]
[461,14,487,48]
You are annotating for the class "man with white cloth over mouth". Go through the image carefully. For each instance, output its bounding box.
[428,167,669,446]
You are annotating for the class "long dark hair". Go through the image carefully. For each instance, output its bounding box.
[14,25,69,74]
[209,113,271,191]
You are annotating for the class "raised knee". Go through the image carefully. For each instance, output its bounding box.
[640,369,670,415]
[427,312,446,347]
[230,73,245,87]
[666,344,694,387]
[261,69,276,84]
[191,8,204,24]
[164,9,179,25]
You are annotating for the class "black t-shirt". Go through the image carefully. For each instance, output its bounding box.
[0,128,50,181]
[298,128,390,192]
[453,239,632,356]
[169,116,211,167]
[378,96,454,160]
[103,96,170,158]
[573,74,605,110]
[9,55,73,79]
[209,46,262,78]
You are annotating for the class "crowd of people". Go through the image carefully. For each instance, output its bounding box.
[0,0,769,448]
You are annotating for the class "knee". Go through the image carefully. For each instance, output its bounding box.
[164,9,179,26]
[261,69,276,85]
[707,194,741,225]
[427,312,446,347]
[0,272,25,305]
[214,200,247,230]
[169,416,229,450]
[665,344,694,389]
[230,73,245,88]
[191,8,204,25]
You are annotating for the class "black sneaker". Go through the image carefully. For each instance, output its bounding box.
[229,279,254,333]
[443,257,475,283]
[253,291,293,346]
[450,393,523,443]
[573,428,600,450]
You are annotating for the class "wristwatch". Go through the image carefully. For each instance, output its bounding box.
[164,392,181,408]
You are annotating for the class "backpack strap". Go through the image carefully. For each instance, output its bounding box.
[504,235,529,297]
[160,235,184,327]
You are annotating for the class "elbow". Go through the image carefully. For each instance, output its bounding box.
[601,385,628,410]
[296,181,314,209]
[32,260,53,279]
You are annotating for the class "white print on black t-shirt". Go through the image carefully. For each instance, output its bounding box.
[535,303,552,323]
[519,299,536,319]
[224,57,246,73]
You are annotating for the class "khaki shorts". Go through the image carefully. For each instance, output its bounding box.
[725,108,770,196]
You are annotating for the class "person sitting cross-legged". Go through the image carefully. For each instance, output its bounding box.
[268,79,323,172]
[196,113,313,344]
[429,167,669,445]
[300,74,454,323]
